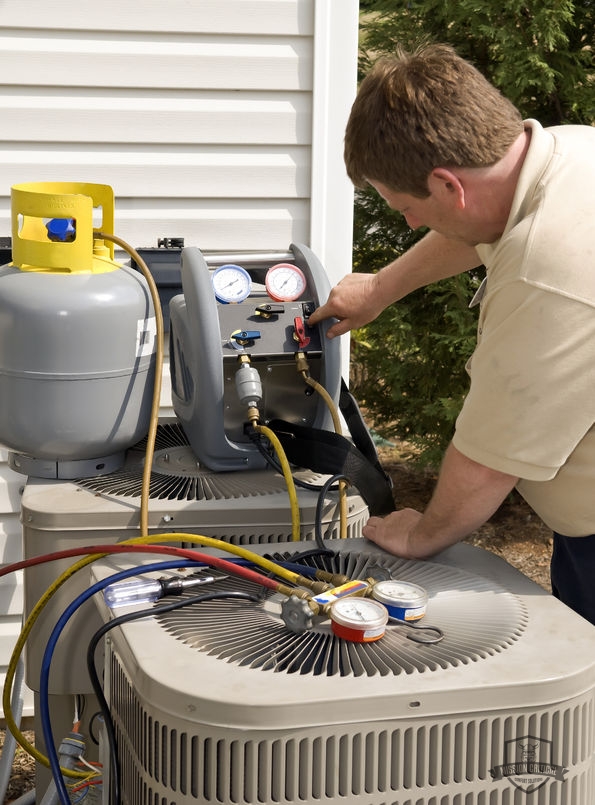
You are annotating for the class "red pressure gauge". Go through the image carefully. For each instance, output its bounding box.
[329,597,388,643]
[265,263,307,302]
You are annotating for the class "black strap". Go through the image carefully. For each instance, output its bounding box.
[267,412,395,517]
[338,378,385,473]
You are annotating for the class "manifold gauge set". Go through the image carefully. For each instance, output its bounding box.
[277,576,434,645]
[329,579,429,643]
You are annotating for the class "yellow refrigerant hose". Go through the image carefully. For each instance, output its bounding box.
[296,354,349,539]
[253,423,301,540]
[97,231,164,537]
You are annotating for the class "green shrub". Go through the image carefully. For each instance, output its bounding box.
[350,188,482,468]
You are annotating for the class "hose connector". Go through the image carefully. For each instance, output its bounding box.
[295,350,310,376]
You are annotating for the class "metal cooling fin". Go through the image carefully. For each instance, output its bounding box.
[155,550,528,677]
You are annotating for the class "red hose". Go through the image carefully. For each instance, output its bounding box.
[0,543,279,591]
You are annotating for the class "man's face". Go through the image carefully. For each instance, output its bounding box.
[367,178,478,245]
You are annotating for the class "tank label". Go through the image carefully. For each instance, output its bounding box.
[137,317,157,357]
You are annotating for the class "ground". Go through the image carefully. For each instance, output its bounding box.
[1,447,553,802]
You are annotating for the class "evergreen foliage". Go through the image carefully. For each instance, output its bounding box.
[350,1,594,466]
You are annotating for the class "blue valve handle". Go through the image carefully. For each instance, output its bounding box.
[46,217,76,242]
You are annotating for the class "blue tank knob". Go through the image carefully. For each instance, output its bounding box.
[46,217,76,242]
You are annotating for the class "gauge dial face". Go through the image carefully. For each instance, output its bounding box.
[372,580,428,621]
[212,264,252,303]
[330,596,388,642]
[372,580,427,605]
[330,597,388,629]
[265,263,307,302]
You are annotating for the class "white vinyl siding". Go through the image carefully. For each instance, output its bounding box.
[0,0,358,717]
[0,0,357,276]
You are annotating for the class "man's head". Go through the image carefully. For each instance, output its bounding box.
[344,43,523,198]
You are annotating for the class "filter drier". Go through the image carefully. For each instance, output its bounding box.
[0,182,156,479]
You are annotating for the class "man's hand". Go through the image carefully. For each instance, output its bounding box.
[363,509,424,558]
[309,232,482,339]
[307,272,385,338]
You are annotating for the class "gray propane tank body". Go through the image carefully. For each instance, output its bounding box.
[0,261,155,473]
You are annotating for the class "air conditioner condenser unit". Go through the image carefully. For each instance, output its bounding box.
[21,423,369,696]
[21,423,370,799]
[91,538,595,805]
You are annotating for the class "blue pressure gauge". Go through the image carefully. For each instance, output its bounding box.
[212,264,252,304]
[371,580,428,621]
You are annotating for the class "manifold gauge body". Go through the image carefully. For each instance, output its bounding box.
[212,263,252,303]
[372,580,428,622]
[265,262,307,301]
[329,597,388,643]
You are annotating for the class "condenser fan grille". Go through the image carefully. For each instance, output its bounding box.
[74,458,292,501]
[156,549,527,677]
[74,423,315,501]
[136,421,190,451]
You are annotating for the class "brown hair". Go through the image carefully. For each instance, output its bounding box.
[344,43,524,197]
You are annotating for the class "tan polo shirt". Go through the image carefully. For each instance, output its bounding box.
[453,120,595,535]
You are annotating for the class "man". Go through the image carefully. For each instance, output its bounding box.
[308,43,595,625]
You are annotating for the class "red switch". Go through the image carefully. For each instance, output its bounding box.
[293,316,311,348]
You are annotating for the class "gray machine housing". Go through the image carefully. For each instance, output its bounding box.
[169,243,341,471]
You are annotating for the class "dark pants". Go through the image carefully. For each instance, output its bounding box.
[551,532,595,626]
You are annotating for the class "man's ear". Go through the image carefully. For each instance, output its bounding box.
[428,167,466,209]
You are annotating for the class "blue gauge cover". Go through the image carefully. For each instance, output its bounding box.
[212,263,252,304]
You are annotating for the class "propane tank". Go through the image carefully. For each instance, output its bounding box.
[0,182,156,479]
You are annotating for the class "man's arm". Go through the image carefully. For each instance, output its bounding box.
[363,443,518,558]
[309,231,481,338]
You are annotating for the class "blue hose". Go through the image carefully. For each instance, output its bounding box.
[39,554,316,804]
[39,559,204,805]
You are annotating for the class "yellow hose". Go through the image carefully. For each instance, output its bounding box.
[300,373,348,539]
[3,230,166,774]
[97,231,164,537]
[302,375,342,434]
[253,424,301,541]
[4,559,96,776]
[124,532,305,583]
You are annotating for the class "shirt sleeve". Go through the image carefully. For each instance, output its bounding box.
[453,278,595,481]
